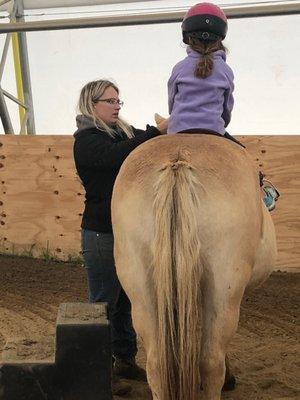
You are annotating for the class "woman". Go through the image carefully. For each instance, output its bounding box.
[73,79,164,394]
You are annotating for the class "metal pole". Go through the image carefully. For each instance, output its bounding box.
[0,0,12,8]
[11,28,26,131]
[0,87,14,133]
[0,0,157,11]
[0,1,300,33]
[0,33,11,80]
[15,0,35,134]
[0,1,15,134]
[3,89,27,107]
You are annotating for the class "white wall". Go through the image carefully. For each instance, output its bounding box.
[0,0,300,134]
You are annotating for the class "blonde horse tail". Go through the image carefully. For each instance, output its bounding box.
[152,160,202,400]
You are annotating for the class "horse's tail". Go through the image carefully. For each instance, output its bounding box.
[152,159,203,400]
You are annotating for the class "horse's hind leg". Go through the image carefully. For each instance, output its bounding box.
[131,302,161,399]
[200,264,250,400]
[114,245,161,399]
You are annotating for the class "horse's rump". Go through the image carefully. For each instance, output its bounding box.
[114,134,263,255]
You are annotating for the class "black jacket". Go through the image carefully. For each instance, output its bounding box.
[73,118,159,233]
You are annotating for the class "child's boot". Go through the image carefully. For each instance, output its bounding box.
[259,172,280,211]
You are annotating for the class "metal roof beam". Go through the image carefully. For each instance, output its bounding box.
[0,0,160,11]
[0,1,299,33]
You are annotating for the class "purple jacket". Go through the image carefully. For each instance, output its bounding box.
[167,48,234,135]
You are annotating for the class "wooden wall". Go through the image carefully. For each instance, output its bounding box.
[0,136,83,261]
[239,135,300,272]
[0,135,299,272]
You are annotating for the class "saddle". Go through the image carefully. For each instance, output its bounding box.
[179,128,245,148]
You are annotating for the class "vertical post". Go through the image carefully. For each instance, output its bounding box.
[15,0,36,134]
[11,30,25,131]
[0,33,14,134]
[0,33,11,80]
[0,88,14,133]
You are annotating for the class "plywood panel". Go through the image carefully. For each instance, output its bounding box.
[0,135,83,261]
[238,136,300,272]
[0,135,299,272]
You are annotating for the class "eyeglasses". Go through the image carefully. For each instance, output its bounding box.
[96,98,124,107]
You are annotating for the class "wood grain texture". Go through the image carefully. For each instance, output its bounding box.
[0,136,83,261]
[0,135,299,271]
[238,136,300,272]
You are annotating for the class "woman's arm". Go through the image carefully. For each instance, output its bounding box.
[74,126,159,171]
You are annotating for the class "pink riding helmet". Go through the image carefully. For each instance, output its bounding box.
[182,2,228,44]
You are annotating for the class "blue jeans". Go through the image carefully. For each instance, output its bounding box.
[81,229,137,359]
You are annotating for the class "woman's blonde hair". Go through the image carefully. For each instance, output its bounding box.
[78,79,134,138]
[188,38,226,79]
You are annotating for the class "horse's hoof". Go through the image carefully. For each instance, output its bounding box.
[222,374,236,391]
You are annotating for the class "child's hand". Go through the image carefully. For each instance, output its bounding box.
[154,113,169,134]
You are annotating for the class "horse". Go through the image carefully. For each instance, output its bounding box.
[111,133,277,400]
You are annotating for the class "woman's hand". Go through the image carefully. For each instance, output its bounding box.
[155,113,168,135]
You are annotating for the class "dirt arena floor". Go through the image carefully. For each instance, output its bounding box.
[0,254,299,400]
